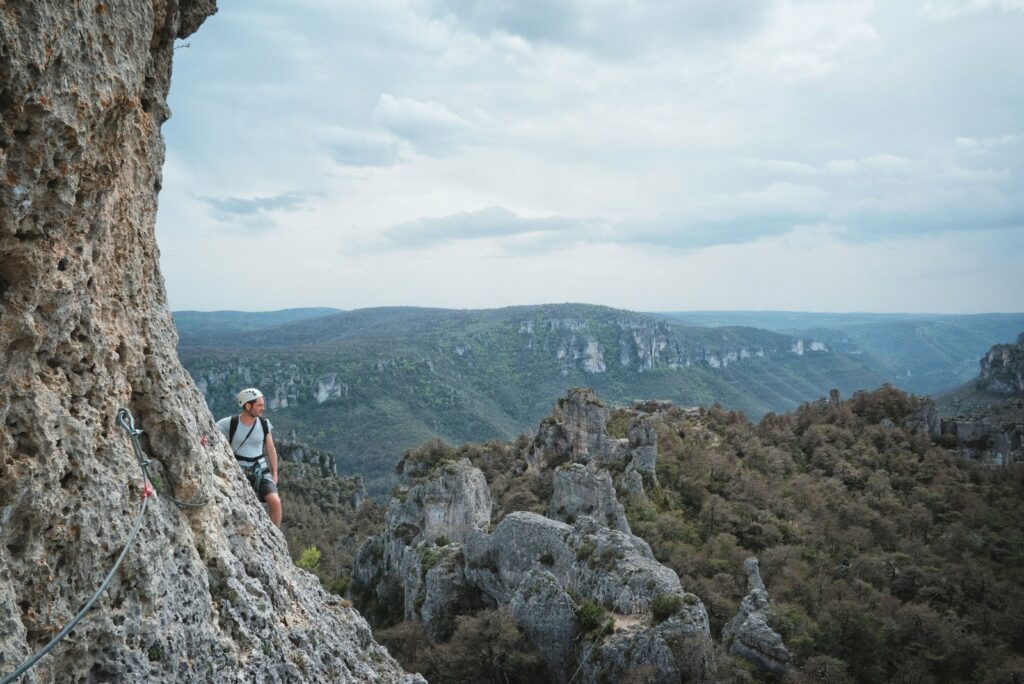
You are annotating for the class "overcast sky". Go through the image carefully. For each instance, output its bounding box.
[157,0,1024,313]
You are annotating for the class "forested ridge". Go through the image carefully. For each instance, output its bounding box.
[283,386,1024,682]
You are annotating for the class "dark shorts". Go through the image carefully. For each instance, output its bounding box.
[255,473,278,502]
[243,468,278,501]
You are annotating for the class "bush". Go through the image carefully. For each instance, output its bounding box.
[651,593,684,623]
[296,545,321,572]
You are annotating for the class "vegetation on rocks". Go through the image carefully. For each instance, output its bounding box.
[283,383,1024,682]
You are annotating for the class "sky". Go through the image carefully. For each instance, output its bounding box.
[156,0,1024,313]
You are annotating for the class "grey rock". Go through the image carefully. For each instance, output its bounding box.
[905,400,942,438]
[550,463,631,534]
[0,3,418,681]
[722,558,791,677]
[978,333,1024,395]
[352,426,716,682]
[529,388,630,472]
[466,512,667,613]
[351,459,490,631]
[577,610,716,684]
[276,436,336,479]
[528,389,661,500]
[509,570,578,682]
[388,458,491,547]
[418,544,475,641]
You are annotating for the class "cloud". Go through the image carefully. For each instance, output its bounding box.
[740,0,879,83]
[824,154,918,177]
[954,135,1021,154]
[366,206,594,251]
[322,128,402,167]
[428,0,580,44]
[198,192,313,228]
[921,0,1024,20]
[371,94,471,156]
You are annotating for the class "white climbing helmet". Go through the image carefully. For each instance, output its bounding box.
[236,387,264,408]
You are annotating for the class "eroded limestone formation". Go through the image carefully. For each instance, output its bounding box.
[0,3,415,681]
[353,392,715,682]
[722,558,791,678]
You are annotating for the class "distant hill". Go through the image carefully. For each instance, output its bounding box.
[177,304,894,495]
[173,307,341,341]
[658,311,1024,394]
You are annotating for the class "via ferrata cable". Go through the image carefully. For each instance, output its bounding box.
[0,409,159,684]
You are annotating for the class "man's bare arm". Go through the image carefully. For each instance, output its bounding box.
[266,433,279,483]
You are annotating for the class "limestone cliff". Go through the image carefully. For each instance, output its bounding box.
[978,333,1024,396]
[0,3,415,681]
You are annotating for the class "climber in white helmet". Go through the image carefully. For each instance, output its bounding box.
[216,388,283,527]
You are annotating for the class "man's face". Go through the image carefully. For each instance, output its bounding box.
[247,397,266,416]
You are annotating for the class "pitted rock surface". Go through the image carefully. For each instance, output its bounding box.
[0,3,417,681]
[721,558,791,677]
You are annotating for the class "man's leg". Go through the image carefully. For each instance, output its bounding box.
[265,492,282,527]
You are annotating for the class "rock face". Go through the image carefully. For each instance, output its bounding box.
[353,392,716,682]
[0,4,415,682]
[276,435,340,478]
[530,388,660,498]
[549,463,631,534]
[979,333,1024,395]
[350,457,491,640]
[924,336,1024,465]
[722,558,790,677]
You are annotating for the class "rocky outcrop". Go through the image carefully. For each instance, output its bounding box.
[509,570,578,682]
[0,3,415,681]
[905,400,942,439]
[353,413,715,682]
[979,333,1024,395]
[350,457,491,639]
[529,388,629,470]
[276,435,338,479]
[938,417,1023,465]
[576,608,716,684]
[722,558,790,678]
[549,463,631,534]
[917,336,1024,465]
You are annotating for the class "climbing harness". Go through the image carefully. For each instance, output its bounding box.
[227,414,272,496]
[0,408,206,684]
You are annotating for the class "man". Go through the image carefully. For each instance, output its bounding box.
[216,388,282,527]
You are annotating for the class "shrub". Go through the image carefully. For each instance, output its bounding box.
[296,546,321,572]
[651,593,684,623]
